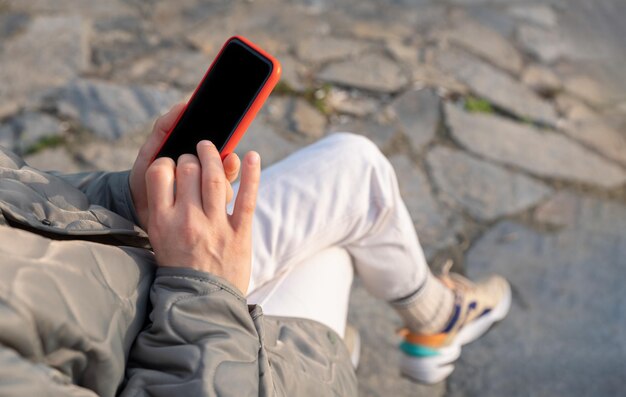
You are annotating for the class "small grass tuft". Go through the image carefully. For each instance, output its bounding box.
[464,96,494,114]
[273,80,297,96]
[304,83,333,116]
[24,136,65,155]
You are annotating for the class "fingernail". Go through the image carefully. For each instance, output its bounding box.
[199,140,213,148]
[248,152,260,165]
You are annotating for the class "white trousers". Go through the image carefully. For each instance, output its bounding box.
[235,133,430,337]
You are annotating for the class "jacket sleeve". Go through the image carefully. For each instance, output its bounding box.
[51,170,141,226]
[0,345,98,397]
[119,267,270,397]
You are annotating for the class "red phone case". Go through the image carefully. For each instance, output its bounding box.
[152,35,281,162]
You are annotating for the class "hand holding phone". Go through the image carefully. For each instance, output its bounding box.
[131,36,278,230]
[153,36,281,161]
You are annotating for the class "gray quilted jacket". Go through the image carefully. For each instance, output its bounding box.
[0,147,357,396]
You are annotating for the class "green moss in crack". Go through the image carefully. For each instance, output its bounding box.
[24,136,65,155]
[273,80,297,96]
[464,96,494,114]
[304,83,332,116]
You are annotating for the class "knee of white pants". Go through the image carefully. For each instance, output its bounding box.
[315,132,395,188]
[319,132,383,164]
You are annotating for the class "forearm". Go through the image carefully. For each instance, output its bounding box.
[51,170,141,225]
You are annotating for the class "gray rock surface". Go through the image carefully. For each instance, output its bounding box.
[445,104,626,188]
[265,97,327,140]
[464,6,517,37]
[329,117,399,152]
[295,36,369,64]
[54,79,182,140]
[560,117,626,167]
[521,64,562,94]
[391,89,440,152]
[115,49,212,90]
[327,89,379,117]
[426,146,553,221]
[0,12,30,40]
[390,155,460,258]
[11,112,64,154]
[508,4,557,28]
[0,15,90,114]
[278,54,307,92]
[444,20,523,74]
[77,142,140,172]
[449,195,626,395]
[291,99,328,140]
[0,123,17,150]
[562,74,615,108]
[516,24,573,63]
[318,53,410,93]
[235,119,301,167]
[435,48,558,126]
[24,147,82,173]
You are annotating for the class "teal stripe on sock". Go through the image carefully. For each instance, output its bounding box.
[399,341,440,357]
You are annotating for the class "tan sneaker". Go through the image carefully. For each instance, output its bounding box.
[343,324,361,369]
[399,261,511,384]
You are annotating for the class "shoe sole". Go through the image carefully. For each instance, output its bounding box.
[400,283,512,384]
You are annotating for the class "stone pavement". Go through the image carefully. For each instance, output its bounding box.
[1,0,625,395]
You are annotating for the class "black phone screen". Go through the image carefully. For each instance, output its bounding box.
[156,38,273,160]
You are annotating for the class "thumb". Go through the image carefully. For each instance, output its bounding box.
[139,103,186,162]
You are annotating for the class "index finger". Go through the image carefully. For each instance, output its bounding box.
[196,140,227,216]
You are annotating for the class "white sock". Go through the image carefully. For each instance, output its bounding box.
[391,273,455,334]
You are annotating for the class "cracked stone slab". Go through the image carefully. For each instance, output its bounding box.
[53,79,182,140]
[113,49,213,90]
[521,64,562,95]
[329,117,399,152]
[318,53,410,93]
[326,89,379,117]
[295,36,369,64]
[435,48,557,126]
[5,112,65,154]
[390,155,461,258]
[562,74,616,108]
[390,89,440,151]
[0,15,91,115]
[535,191,626,234]
[235,119,301,168]
[508,4,557,28]
[411,63,469,94]
[426,146,552,221]
[8,0,136,19]
[0,124,17,152]
[0,12,30,41]
[443,20,523,74]
[24,147,82,174]
[516,24,575,64]
[444,104,626,188]
[77,142,140,172]
[571,123,626,168]
[265,97,327,141]
[449,193,626,395]
[278,54,307,92]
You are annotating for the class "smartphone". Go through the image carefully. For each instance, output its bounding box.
[153,36,281,161]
